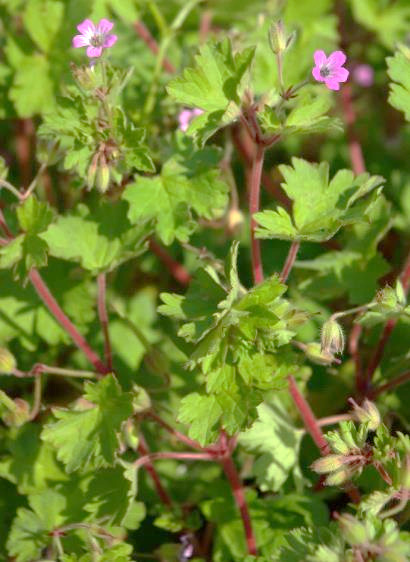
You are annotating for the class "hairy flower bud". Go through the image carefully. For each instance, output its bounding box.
[269,21,295,54]
[227,208,244,233]
[337,513,368,546]
[122,418,139,450]
[311,454,345,474]
[0,348,16,374]
[349,398,381,431]
[3,398,30,427]
[96,154,110,193]
[131,385,151,414]
[325,466,352,486]
[304,342,337,365]
[87,153,99,190]
[321,318,345,355]
[376,285,400,311]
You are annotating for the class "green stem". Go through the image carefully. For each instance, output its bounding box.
[29,375,42,420]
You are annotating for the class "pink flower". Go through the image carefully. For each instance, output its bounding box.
[352,64,374,88]
[178,108,203,132]
[312,50,349,91]
[72,19,117,58]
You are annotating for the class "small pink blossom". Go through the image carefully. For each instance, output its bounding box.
[72,19,117,58]
[352,64,374,87]
[178,108,203,132]
[312,50,349,91]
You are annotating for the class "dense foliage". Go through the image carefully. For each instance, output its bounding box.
[0,1,409,561]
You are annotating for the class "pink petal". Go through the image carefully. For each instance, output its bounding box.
[328,50,346,68]
[103,34,117,48]
[97,18,114,34]
[313,50,327,67]
[353,64,374,87]
[325,78,341,91]
[72,34,89,48]
[77,19,95,36]
[312,67,325,82]
[86,45,103,58]
[192,108,204,117]
[332,67,349,82]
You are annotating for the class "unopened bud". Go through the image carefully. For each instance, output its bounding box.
[227,208,244,233]
[349,398,381,431]
[304,342,337,365]
[131,385,151,414]
[87,154,99,190]
[71,63,99,90]
[311,454,345,474]
[395,281,406,307]
[337,513,368,546]
[376,285,400,311]
[123,418,139,450]
[96,155,110,193]
[3,398,30,427]
[321,318,345,355]
[325,466,352,486]
[0,348,16,374]
[269,20,287,54]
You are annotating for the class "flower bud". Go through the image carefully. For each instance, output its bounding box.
[0,348,16,374]
[325,466,352,486]
[122,418,139,450]
[269,20,287,54]
[304,342,337,365]
[87,153,99,190]
[395,280,406,307]
[311,454,345,474]
[131,385,151,414]
[337,513,368,546]
[96,154,110,193]
[3,398,30,427]
[321,318,345,355]
[376,285,400,311]
[227,208,244,234]
[349,398,381,431]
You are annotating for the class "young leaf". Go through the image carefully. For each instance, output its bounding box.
[387,46,410,121]
[255,158,384,242]
[42,375,133,472]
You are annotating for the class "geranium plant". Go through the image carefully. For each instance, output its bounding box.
[0,1,409,561]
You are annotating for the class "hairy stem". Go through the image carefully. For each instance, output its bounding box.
[249,144,265,285]
[29,269,109,375]
[149,238,191,286]
[137,434,173,507]
[317,413,352,427]
[220,454,258,555]
[135,451,213,469]
[280,241,300,283]
[29,374,42,420]
[369,371,410,399]
[146,411,204,450]
[134,21,176,73]
[288,375,331,455]
[97,273,113,371]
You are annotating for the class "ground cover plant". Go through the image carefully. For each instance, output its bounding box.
[0,0,409,560]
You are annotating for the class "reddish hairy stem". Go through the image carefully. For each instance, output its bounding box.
[280,241,300,283]
[149,238,191,286]
[135,451,213,469]
[350,323,364,395]
[97,273,113,372]
[317,413,352,427]
[15,118,34,188]
[288,375,331,455]
[134,21,176,73]
[369,371,410,399]
[365,252,410,388]
[137,434,173,507]
[249,145,265,285]
[220,454,258,556]
[29,269,109,375]
[340,84,366,176]
[146,412,204,450]
[0,209,13,239]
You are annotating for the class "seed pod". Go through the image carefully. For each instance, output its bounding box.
[0,348,16,374]
[321,318,345,355]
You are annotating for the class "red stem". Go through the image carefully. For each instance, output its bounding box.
[288,375,331,455]
[249,144,265,285]
[0,209,13,239]
[280,241,300,283]
[369,371,410,399]
[350,323,364,395]
[135,451,213,469]
[149,238,191,286]
[317,413,352,426]
[29,269,109,375]
[137,434,173,507]
[97,273,113,371]
[147,412,204,450]
[220,454,258,556]
[133,21,176,74]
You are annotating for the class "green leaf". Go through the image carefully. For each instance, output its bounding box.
[123,146,228,245]
[255,158,384,242]
[42,375,133,472]
[167,39,255,144]
[239,400,303,491]
[23,0,64,53]
[40,201,149,273]
[178,392,222,445]
[387,47,410,121]
[9,54,55,117]
[7,489,66,562]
